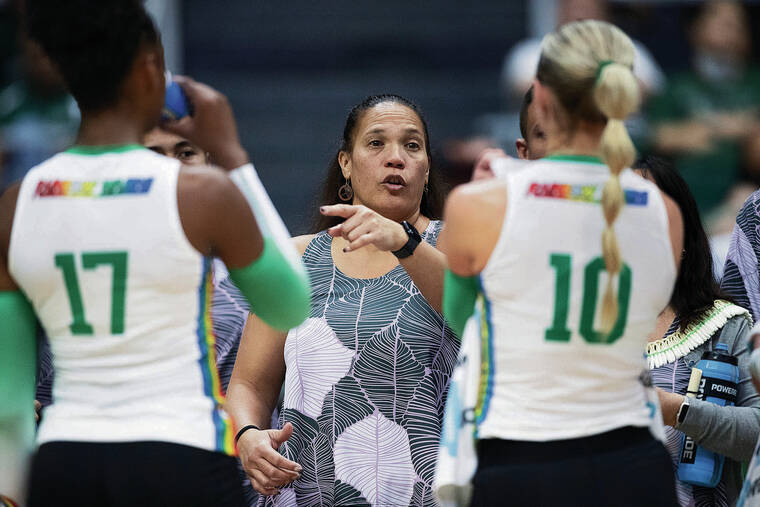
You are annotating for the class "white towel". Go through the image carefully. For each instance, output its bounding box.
[434,301,483,506]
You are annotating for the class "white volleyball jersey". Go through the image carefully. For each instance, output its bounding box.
[8,145,234,454]
[475,155,676,441]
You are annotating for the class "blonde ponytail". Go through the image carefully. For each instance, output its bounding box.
[537,20,639,334]
[595,61,639,332]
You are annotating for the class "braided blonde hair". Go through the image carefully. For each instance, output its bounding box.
[537,20,639,333]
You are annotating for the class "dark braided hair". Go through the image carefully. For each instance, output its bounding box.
[312,94,445,232]
[25,0,160,112]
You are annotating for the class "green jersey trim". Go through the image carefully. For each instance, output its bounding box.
[65,144,147,156]
[544,154,604,165]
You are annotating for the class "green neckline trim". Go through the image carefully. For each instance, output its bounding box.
[65,144,146,155]
[544,154,604,165]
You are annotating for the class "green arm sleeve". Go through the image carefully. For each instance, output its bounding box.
[443,269,479,338]
[229,238,311,332]
[0,291,37,418]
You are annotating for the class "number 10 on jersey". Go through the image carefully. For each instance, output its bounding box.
[55,251,128,335]
[545,253,632,344]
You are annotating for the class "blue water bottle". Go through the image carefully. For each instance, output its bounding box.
[677,343,739,487]
[161,71,191,122]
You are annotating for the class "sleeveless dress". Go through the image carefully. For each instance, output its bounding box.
[262,220,459,507]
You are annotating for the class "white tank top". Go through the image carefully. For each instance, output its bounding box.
[476,155,676,441]
[8,145,234,454]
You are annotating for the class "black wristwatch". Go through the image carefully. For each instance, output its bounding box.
[676,397,690,425]
[392,221,422,259]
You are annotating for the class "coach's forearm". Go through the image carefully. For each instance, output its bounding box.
[225,313,288,433]
[399,241,445,313]
[225,378,279,432]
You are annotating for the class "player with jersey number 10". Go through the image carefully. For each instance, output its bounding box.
[438,19,684,506]
[0,0,310,505]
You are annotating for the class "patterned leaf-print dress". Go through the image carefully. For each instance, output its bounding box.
[261,221,459,507]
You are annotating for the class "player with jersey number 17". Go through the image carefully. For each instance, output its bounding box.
[0,1,310,505]
[438,19,684,506]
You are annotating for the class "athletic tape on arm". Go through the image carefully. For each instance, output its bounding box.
[443,269,479,338]
[228,163,310,330]
[229,163,305,274]
[229,238,310,331]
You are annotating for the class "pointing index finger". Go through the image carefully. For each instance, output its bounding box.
[320,204,359,218]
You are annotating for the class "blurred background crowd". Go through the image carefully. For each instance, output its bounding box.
[1,0,759,271]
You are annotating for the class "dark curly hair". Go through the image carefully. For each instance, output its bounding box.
[25,0,160,112]
[312,94,445,232]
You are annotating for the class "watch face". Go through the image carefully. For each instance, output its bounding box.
[677,400,689,424]
[403,221,422,242]
[393,221,421,259]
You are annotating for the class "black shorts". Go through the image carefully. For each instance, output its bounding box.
[471,426,678,507]
[28,441,246,507]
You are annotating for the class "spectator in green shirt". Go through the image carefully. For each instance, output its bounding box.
[648,0,760,218]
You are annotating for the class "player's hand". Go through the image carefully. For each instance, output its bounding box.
[321,204,408,253]
[471,148,508,181]
[237,422,301,496]
[162,75,249,171]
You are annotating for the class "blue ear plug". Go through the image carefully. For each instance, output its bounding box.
[162,72,191,121]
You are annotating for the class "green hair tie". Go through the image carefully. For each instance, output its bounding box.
[595,60,615,82]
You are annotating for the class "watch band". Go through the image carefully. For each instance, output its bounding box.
[676,397,690,425]
[392,221,422,259]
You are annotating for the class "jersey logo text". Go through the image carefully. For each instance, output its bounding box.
[526,182,648,206]
[34,178,154,198]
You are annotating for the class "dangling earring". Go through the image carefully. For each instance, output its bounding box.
[338,178,353,202]
[424,183,429,194]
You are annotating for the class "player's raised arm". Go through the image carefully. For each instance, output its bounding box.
[165,77,310,332]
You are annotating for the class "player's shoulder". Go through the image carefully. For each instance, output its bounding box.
[490,156,532,178]
[450,174,508,197]
[176,165,241,242]
[178,164,234,200]
[447,178,507,218]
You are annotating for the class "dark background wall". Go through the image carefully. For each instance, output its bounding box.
[182,1,526,234]
[180,1,760,235]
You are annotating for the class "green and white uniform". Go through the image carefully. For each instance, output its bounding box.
[474,155,676,441]
[8,145,235,454]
